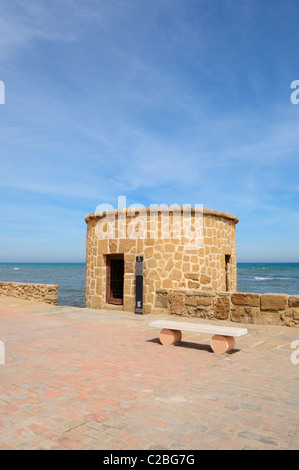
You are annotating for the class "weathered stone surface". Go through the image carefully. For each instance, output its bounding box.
[119,239,136,253]
[169,268,182,281]
[184,272,199,280]
[281,309,293,319]
[260,294,288,311]
[184,294,212,310]
[185,296,197,307]
[196,296,212,306]
[95,280,102,296]
[231,306,253,324]
[215,296,230,320]
[289,296,299,308]
[162,279,173,288]
[155,292,168,309]
[109,239,118,253]
[168,291,185,315]
[252,311,282,326]
[123,295,135,312]
[0,282,58,305]
[292,309,299,321]
[156,289,168,295]
[200,274,211,285]
[85,207,239,312]
[125,261,134,273]
[188,281,200,289]
[154,289,297,326]
[280,311,296,327]
[88,295,102,309]
[231,293,260,307]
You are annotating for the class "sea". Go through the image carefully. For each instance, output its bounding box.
[0,262,298,308]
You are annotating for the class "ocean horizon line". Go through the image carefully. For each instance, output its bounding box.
[1,261,299,265]
[0,262,298,304]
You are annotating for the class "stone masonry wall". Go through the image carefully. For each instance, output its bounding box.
[85,208,238,313]
[0,282,58,305]
[155,289,299,327]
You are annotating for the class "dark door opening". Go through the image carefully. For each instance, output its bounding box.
[106,255,124,305]
[225,254,231,292]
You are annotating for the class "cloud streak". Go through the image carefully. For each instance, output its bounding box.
[1,0,299,261]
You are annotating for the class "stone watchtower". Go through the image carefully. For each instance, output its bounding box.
[85,207,238,313]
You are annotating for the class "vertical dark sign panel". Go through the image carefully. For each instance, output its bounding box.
[135,256,143,315]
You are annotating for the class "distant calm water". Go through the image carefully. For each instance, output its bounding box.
[0,262,298,307]
[0,263,86,307]
[237,263,299,296]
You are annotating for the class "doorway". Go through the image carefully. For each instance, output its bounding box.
[225,254,231,292]
[106,255,124,305]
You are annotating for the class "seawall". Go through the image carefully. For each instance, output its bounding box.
[155,289,299,327]
[0,282,58,305]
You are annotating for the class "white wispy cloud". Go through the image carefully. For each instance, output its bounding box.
[1,0,299,261]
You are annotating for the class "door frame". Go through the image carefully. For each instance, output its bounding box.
[106,254,124,305]
[225,254,231,292]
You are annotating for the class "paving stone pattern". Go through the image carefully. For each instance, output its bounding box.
[0,298,298,450]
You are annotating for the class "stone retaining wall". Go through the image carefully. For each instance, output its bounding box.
[0,282,58,305]
[155,289,299,327]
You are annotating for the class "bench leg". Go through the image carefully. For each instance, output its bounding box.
[159,328,182,346]
[211,335,235,354]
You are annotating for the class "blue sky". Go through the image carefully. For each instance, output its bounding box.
[0,0,299,262]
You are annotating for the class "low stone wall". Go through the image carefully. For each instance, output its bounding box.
[0,282,58,305]
[155,289,299,327]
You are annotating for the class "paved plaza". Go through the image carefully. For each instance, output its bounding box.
[0,296,298,450]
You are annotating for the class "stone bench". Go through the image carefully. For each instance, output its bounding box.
[149,320,248,354]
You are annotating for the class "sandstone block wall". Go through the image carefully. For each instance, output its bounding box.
[85,208,238,313]
[155,289,299,327]
[0,282,58,305]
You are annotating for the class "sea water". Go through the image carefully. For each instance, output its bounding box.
[0,263,86,307]
[237,262,299,296]
[0,262,298,308]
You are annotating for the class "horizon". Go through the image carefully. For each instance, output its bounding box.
[1,1,299,262]
[1,261,299,265]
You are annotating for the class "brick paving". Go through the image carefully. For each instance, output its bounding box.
[0,296,298,450]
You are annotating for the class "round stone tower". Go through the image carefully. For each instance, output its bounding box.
[85,207,238,313]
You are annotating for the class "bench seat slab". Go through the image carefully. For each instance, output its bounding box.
[149,320,247,337]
